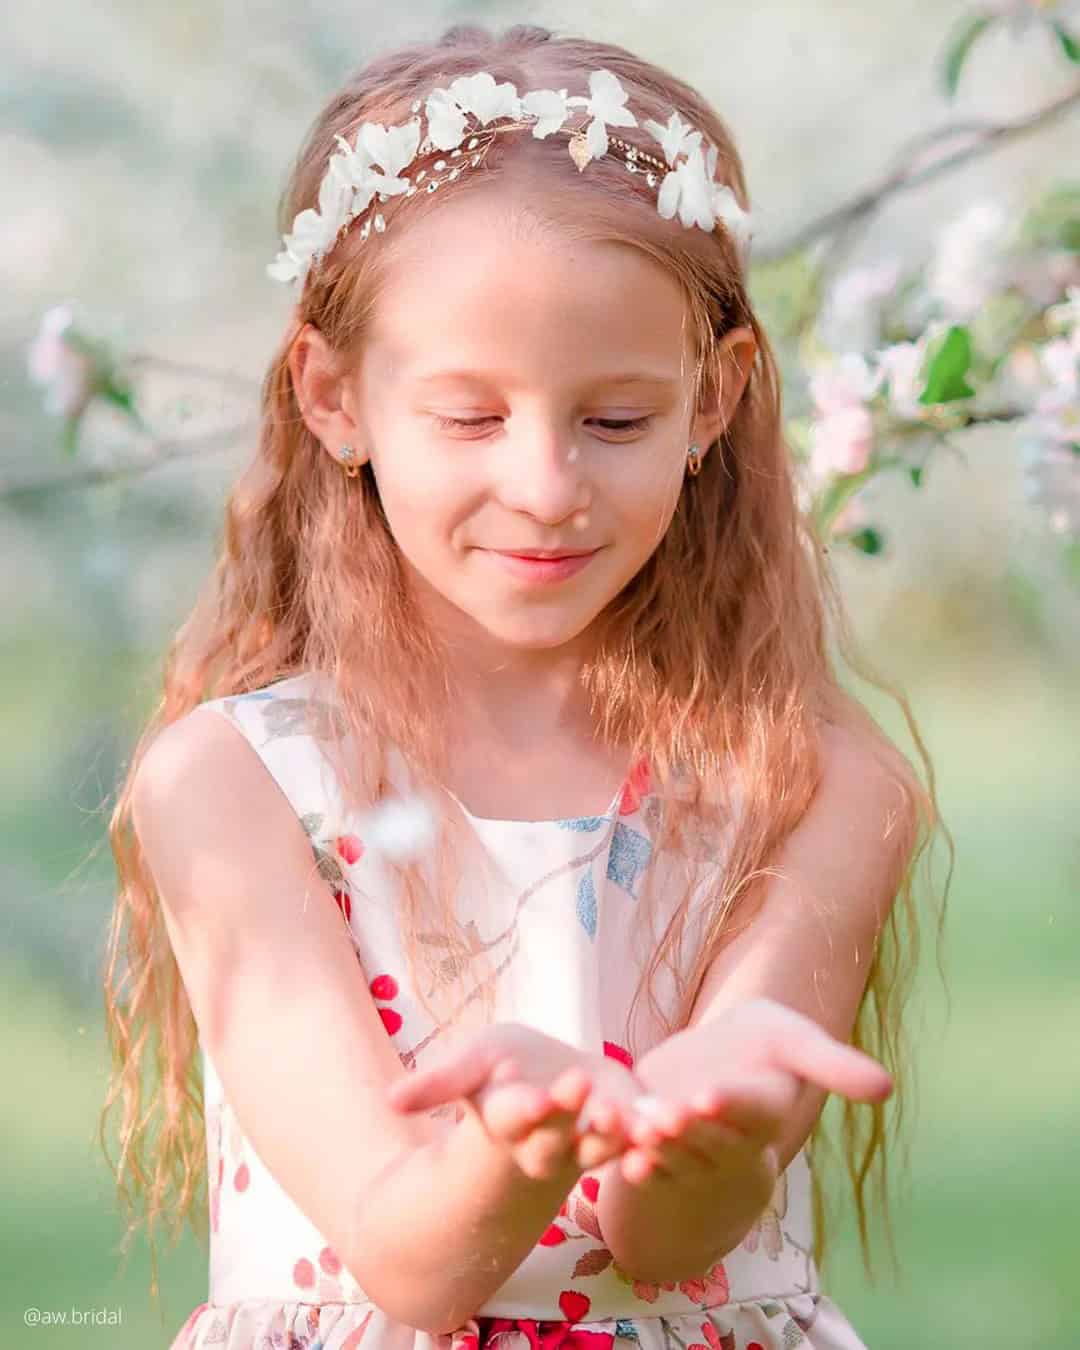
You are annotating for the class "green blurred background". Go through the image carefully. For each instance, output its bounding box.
[3,2,1078,1347]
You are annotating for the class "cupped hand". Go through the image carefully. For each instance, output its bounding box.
[386,1021,647,1181]
[614,997,894,1188]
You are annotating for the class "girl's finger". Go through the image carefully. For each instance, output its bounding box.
[572,1094,636,1168]
[770,1022,893,1102]
[479,1081,553,1142]
[549,1065,593,1111]
[387,1041,507,1112]
[704,1071,798,1138]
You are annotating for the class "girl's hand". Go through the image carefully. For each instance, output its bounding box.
[618,997,893,1187]
[386,1021,646,1181]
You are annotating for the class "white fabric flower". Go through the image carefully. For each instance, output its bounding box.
[641,110,702,167]
[711,182,753,253]
[425,87,470,152]
[353,117,422,198]
[559,68,639,167]
[447,72,523,127]
[520,86,573,140]
[656,141,717,231]
[266,166,354,283]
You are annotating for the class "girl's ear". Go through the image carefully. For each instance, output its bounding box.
[690,326,758,458]
[287,322,367,467]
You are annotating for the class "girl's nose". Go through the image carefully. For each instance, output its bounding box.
[496,432,589,518]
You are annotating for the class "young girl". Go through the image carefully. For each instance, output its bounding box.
[101,21,949,1350]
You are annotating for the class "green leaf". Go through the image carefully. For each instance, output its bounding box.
[815,466,879,534]
[919,325,976,404]
[848,526,885,555]
[942,13,995,97]
[1053,22,1080,63]
[909,464,923,488]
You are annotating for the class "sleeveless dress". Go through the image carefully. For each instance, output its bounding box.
[169,671,869,1350]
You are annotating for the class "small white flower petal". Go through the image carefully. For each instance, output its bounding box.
[520,88,570,139]
[426,88,468,151]
[584,115,609,164]
[449,71,521,126]
[656,167,681,221]
[586,69,637,129]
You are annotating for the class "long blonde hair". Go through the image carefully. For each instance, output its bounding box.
[100,21,952,1311]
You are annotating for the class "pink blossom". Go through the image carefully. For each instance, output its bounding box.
[809,403,874,479]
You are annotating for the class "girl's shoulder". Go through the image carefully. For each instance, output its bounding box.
[195,669,353,755]
[164,670,350,839]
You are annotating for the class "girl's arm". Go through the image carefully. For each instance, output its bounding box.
[134,709,583,1337]
[595,722,918,1281]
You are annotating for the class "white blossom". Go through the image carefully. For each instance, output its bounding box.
[817,260,903,353]
[26,304,97,418]
[926,201,1011,320]
[872,338,930,420]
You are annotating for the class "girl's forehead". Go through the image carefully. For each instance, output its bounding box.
[367,269,693,391]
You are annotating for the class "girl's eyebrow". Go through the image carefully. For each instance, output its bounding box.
[410,369,678,390]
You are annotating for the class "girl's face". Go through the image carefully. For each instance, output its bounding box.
[301,192,755,667]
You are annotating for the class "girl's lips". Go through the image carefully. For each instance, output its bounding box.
[485,548,601,583]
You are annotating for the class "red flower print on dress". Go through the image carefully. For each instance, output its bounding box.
[370,972,403,1034]
[617,758,652,816]
[602,1040,634,1069]
[686,1323,735,1350]
[341,1308,375,1349]
[676,1260,729,1306]
[470,1304,616,1350]
[318,1245,342,1276]
[336,834,364,865]
[293,1257,316,1290]
[625,1274,678,1303]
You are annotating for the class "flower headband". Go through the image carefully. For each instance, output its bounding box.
[267,68,754,287]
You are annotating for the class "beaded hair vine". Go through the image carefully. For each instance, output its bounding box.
[267,68,753,288]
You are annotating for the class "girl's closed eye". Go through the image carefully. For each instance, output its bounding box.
[431,414,654,436]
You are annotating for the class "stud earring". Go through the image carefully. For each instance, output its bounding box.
[339,443,361,478]
[686,443,702,476]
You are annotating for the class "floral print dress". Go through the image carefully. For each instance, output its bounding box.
[170,672,869,1350]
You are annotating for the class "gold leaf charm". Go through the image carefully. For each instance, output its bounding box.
[568,131,592,173]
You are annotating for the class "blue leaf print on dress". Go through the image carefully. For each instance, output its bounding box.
[576,867,598,939]
[607,822,652,899]
[556,815,609,832]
